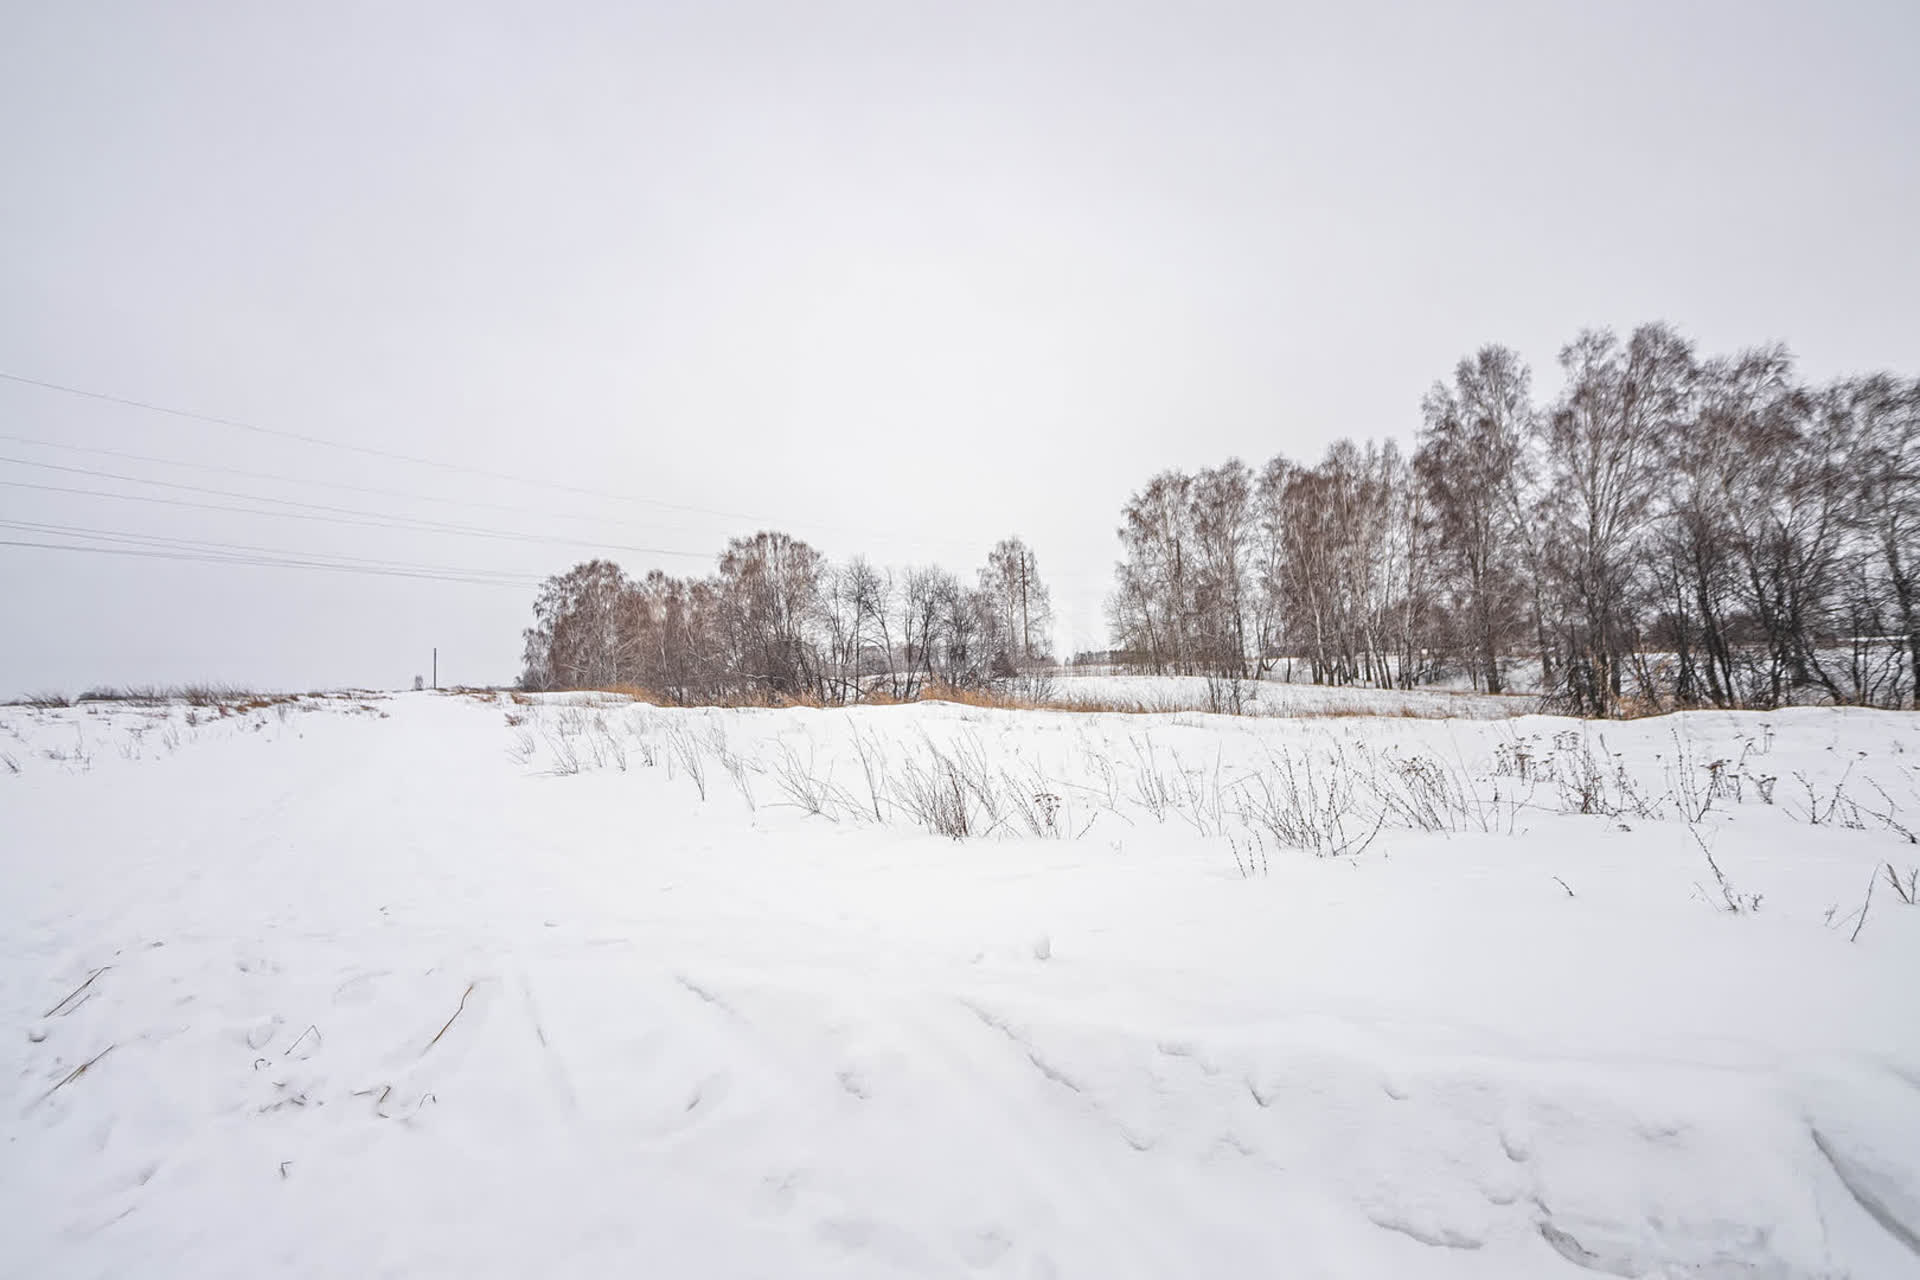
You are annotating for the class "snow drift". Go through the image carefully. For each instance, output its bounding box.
[3,689,1918,1278]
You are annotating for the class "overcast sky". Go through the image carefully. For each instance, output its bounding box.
[3,0,1916,695]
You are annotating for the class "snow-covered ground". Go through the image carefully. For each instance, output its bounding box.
[4,691,1919,1278]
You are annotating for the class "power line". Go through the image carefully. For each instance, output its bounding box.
[0,430,735,537]
[0,475,716,560]
[1,519,541,583]
[1,452,592,532]
[0,461,1119,584]
[0,518,545,585]
[0,512,1115,597]
[0,368,779,526]
[0,537,543,588]
[0,368,997,556]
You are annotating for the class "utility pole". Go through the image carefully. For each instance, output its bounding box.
[432,647,437,690]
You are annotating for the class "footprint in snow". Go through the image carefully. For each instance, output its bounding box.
[244,1015,282,1051]
[958,1228,1014,1268]
[331,971,386,1007]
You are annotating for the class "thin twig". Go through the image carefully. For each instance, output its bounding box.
[34,1043,115,1107]
[43,966,110,1018]
[1851,867,1877,943]
[425,983,476,1053]
[1552,876,1576,898]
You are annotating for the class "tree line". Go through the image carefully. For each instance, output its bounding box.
[1108,323,1919,714]
[519,534,1054,704]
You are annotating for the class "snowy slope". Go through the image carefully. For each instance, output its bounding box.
[3,692,1919,1278]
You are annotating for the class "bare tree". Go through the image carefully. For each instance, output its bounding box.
[1537,325,1693,714]
[1415,346,1533,692]
[979,537,1055,668]
[1846,376,1920,705]
[1112,471,1198,673]
[1188,460,1256,679]
[520,559,632,690]
[841,555,899,699]
[716,531,826,698]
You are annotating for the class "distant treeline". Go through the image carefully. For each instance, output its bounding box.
[519,323,1916,716]
[1108,324,1919,714]
[518,535,1053,704]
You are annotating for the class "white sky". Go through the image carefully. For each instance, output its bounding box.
[3,1,1916,694]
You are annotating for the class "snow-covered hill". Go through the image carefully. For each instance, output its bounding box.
[3,690,1918,1278]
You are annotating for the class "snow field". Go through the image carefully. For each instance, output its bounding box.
[3,690,1919,1277]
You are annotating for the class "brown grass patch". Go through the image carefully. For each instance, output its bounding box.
[522,681,1526,721]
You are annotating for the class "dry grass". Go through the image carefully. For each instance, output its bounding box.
[1268,701,1486,721]
[1031,691,1508,721]
[521,679,1504,721]
[43,965,112,1018]
[528,682,833,710]
[35,1043,115,1107]
[67,684,306,711]
[913,682,1038,711]
[425,983,477,1054]
[16,675,1516,722]
[745,688,827,709]
[913,682,1174,715]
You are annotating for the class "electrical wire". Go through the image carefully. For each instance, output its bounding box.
[0,430,736,536]
[0,538,543,588]
[0,371,1124,597]
[1,368,785,526]
[0,476,715,559]
[0,518,546,585]
[0,368,997,555]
